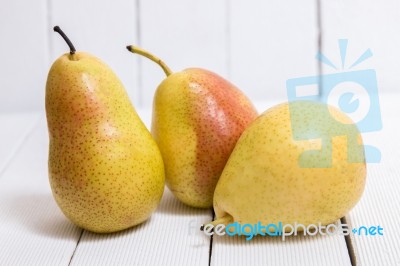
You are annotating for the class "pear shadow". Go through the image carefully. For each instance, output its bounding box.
[3,193,156,242]
[212,218,348,248]
[79,218,152,243]
[213,230,334,245]
[155,188,212,216]
[2,193,81,240]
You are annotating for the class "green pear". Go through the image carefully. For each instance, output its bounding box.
[127,46,258,208]
[210,101,366,231]
[46,27,165,233]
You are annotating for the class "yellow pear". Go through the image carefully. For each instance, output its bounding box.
[127,46,258,208]
[46,26,165,233]
[211,101,366,230]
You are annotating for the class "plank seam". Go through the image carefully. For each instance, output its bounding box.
[318,1,357,265]
[225,0,231,79]
[68,229,84,266]
[45,0,53,66]
[316,0,323,96]
[136,0,143,107]
[341,217,357,266]
[208,209,215,266]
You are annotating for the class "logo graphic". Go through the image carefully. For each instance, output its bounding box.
[286,39,382,167]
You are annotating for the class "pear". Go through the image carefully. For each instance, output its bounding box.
[210,101,366,231]
[127,46,258,208]
[46,27,165,233]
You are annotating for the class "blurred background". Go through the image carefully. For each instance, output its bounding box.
[0,0,399,113]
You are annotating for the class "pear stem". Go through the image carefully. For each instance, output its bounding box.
[200,215,233,231]
[126,45,173,76]
[53,26,76,55]
[209,216,233,227]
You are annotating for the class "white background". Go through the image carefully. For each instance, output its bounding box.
[1,0,398,113]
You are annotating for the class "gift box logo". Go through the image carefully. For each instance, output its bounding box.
[286,39,382,168]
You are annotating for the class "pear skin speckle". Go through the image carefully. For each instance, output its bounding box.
[212,101,366,228]
[46,52,165,233]
[152,68,258,208]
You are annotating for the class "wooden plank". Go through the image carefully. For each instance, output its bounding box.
[229,0,318,103]
[139,0,229,108]
[343,93,400,265]
[0,0,48,112]
[50,0,140,106]
[0,116,82,265]
[0,113,40,175]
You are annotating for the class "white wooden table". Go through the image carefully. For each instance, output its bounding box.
[0,94,399,266]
